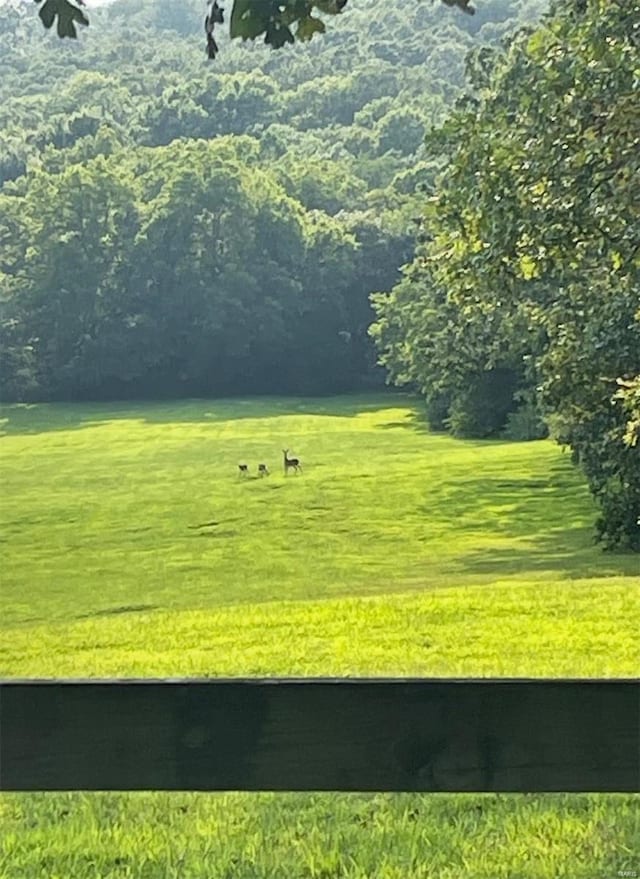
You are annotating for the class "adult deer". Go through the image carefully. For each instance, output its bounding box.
[283,450,302,475]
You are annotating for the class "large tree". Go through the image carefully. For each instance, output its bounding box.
[0,137,367,398]
[372,0,640,548]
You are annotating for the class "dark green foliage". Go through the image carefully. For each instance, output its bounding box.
[0,141,369,400]
[446,369,519,439]
[424,391,452,431]
[502,394,548,442]
[35,0,88,39]
[2,0,543,404]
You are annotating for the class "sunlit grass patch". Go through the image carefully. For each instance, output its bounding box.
[0,791,638,879]
[1,578,637,678]
[1,394,637,633]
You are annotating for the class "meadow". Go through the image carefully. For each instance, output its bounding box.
[0,393,638,878]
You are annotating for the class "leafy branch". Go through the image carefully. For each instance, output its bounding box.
[32,0,480,55]
[33,0,88,39]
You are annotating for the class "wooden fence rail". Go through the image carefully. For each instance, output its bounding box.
[0,679,638,792]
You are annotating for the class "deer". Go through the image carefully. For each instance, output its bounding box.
[238,464,249,477]
[283,449,302,475]
[258,463,269,477]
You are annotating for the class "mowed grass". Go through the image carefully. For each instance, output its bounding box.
[1,792,638,879]
[0,394,638,878]
[1,394,638,639]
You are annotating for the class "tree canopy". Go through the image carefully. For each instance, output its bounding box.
[5,0,540,401]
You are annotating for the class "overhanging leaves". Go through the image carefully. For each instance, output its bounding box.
[297,15,326,41]
[34,0,89,39]
[231,0,340,50]
[29,0,520,55]
[229,0,269,41]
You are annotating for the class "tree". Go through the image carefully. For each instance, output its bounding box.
[0,136,372,398]
[372,0,640,548]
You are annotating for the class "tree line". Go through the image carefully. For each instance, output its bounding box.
[0,137,413,398]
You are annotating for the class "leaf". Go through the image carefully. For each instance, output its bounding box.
[313,0,348,13]
[35,0,88,39]
[519,255,538,280]
[229,0,268,41]
[206,0,224,28]
[206,34,220,60]
[264,22,295,49]
[204,1,224,58]
[526,29,550,57]
[440,0,476,15]
[296,15,325,42]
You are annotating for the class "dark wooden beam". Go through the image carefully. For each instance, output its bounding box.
[1,679,638,792]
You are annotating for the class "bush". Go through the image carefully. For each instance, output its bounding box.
[424,391,452,431]
[595,477,640,552]
[445,368,519,438]
[502,397,548,441]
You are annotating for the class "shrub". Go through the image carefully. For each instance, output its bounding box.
[503,395,548,441]
[445,368,519,438]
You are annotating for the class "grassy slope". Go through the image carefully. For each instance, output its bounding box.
[0,394,638,878]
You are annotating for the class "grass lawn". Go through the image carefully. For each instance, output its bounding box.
[0,393,638,878]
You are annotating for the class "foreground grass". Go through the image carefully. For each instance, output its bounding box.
[1,792,638,879]
[1,394,638,878]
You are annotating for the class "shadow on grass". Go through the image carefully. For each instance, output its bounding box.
[448,526,640,580]
[0,393,419,436]
[73,603,160,621]
[375,411,433,435]
[421,470,640,576]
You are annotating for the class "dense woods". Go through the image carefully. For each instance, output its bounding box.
[0,0,638,547]
[0,0,544,401]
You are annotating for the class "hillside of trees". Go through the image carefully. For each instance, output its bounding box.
[1,0,638,547]
[0,0,546,398]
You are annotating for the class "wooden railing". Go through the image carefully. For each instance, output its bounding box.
[1,679,638,792]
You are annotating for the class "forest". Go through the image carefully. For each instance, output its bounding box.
[0,0,638,548]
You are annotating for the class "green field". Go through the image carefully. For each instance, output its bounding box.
[0,394,638,878]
